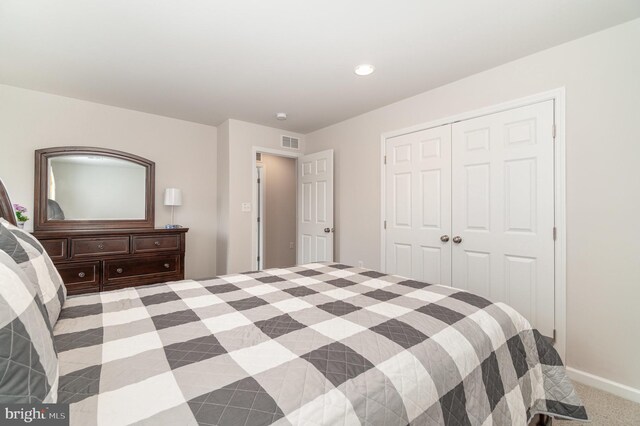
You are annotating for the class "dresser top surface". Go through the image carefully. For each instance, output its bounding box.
[33,227,189,238]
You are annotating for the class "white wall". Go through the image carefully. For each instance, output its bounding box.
[217,119,304,274]
[305,19,640,390]
[216,120,230,277]
[0,84,218,279]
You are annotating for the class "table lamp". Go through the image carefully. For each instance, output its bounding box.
[164,188,182,229]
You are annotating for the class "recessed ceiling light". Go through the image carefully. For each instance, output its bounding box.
[354,64,375,76]
[276,112,287,120]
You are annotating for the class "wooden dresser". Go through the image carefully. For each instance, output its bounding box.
[34,228,188,295]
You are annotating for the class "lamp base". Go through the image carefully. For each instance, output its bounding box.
[164,224,182,229]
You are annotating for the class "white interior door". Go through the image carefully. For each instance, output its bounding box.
[451,100,555,336]
[385,126,452,285]
[297,149,334,264]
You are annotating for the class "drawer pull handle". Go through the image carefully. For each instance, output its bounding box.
[78,272,86,278]
[164,263,170,269]
[154,241,161,246]
[97,243,105,250]
[116,268,123,274]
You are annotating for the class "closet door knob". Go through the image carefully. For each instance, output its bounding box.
[452,236,462,244]
[440,235,450,242]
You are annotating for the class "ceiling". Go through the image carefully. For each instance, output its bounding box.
[1,1,639,133]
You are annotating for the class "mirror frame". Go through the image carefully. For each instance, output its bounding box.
[34,146,155,231]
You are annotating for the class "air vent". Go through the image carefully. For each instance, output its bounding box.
[281,135,299,150]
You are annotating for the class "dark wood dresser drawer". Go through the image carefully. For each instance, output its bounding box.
[57,261,100,295]
[34,227,187,294]
[40,239,67,261]
[132,234,180,254]
[104,255,180,284]
[71,236,130,258]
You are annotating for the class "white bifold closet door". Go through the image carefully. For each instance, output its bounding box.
[451,101,555,336]
[385,125,452,286]
[385,100,555,336]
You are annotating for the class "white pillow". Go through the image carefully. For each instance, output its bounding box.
[0,218,67,327]
[0,250,59,403]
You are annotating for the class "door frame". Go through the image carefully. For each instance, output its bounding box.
[251,146,303,271]
[379,88,567,359]
[256,163,266,270]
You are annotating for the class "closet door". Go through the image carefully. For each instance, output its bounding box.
[451,100,555,336]
[385,125,451,285]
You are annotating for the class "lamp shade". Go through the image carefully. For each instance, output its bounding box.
[164,188,182,206]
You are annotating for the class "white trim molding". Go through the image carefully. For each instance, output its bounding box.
[380,88,567,359]
[567,367,640,404]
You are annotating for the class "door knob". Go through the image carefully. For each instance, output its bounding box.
[324,228,331,233]
[440,235,450,242]
[452,236,462,244]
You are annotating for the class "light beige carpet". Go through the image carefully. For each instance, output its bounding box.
[555,382,640,425]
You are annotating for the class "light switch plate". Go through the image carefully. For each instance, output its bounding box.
[241,202,251,212]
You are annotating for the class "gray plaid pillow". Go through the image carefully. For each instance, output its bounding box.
[0,251,59,403]
[0,219,67,327]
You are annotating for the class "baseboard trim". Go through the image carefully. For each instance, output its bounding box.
[566,367,640,403]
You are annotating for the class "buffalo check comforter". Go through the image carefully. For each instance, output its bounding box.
[53,263,587,425]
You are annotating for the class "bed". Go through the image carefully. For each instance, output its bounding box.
[0,179,587,425]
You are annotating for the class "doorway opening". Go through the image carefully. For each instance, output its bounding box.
[255,152,297,270]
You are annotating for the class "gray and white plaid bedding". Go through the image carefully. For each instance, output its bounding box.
[54,263,587,425]
[0,251,58,403]
[1,218,67,326]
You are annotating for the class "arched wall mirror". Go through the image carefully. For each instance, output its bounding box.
[34,147,155,230]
